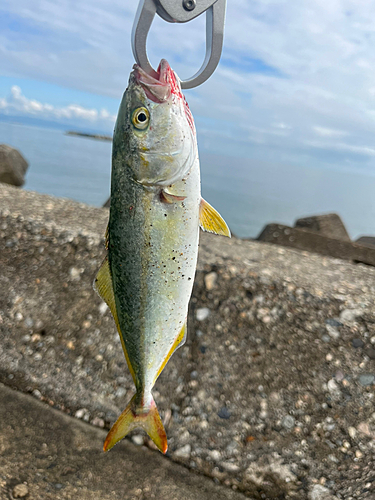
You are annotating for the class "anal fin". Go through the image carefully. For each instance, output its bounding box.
[154,321,187,384]
[93,257,136,383]
[199,198,231,237]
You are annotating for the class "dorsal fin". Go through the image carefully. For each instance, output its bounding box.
[93,257,136,383]
[199,198,231,237]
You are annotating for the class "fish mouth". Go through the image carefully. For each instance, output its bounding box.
[133,59,181,103]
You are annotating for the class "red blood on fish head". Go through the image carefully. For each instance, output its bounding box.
[133,59,195,134]
[133,61,171,103]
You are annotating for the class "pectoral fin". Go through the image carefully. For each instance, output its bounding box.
[161,189,187,204]
[93,257,136,383]
[199,199,231,237]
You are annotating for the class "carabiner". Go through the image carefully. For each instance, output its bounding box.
[131,0,226,89]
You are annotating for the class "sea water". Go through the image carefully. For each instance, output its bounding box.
[1,121,375,239]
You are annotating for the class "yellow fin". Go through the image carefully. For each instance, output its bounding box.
[93,257,136,383]
[103,394,168,454]
[199,198,231,237]
[154,322,187,384]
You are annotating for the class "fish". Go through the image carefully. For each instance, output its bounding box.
[94,59,230,454]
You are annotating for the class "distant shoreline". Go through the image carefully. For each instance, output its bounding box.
[66,131,112,141]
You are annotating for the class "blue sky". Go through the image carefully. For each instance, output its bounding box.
[2,0,375,173]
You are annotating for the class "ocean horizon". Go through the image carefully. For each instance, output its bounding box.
[1,120,375,240]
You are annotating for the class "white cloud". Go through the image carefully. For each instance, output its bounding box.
[273,123,292,130]
[1,85,116,125]
[2,0,375,167]
[306,140,375,158]
[313,126,348,138]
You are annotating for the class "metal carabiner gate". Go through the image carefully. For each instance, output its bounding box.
[131,0,226,89]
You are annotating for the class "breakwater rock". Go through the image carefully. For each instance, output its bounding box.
[258,213,375,267]
[66,131,112,141]
[0,144,29,187]
[1,183,375,499]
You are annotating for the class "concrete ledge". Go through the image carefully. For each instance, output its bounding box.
[258,222,375,266]
[0,382,248,500]
[1,184,375,499]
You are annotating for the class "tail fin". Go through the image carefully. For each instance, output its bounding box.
[103,394,168,454]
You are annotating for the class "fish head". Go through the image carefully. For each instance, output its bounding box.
[114,59,197,187]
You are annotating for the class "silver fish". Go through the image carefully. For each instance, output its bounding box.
[94,59,230,453]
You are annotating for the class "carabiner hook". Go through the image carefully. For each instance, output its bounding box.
[131,0,226,89]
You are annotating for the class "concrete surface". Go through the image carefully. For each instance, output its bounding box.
[1,184,375,499]
[257,222,375,267]
[0,382,248,500]
[294,214,351,242]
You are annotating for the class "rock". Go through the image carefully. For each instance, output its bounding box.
[366,347,375,359]
[357,422,372,437]
[358,374,375,386]
[99,302,108,315]
[326,325,340,339]
[257,223,375,267]
[339,309,362,323]
[12,483,29,498]
[282,415,295,430]
[69,266,82,280]
[220,461,240,472]
[115,387,126,398]
[204,272,218,290]
[352,338,364,348]
[348,426,356,439]
[325,318,342,327]
[91,416,105,428]
[174,444,191,459]
[308,484,338,500]
[196,307,210,321]
[295,213,351,241]
[23,317,34,328]
[131,434,144,446]
[245,457,296,494]
[327,379,341,398]
[356,236,375,248]
[209,449,222,461]
[32,389,42,399]
[0,145,28,187]
[75,408,90,421]
[217,407,231,419]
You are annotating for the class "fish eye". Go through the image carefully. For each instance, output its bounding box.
[132,107,150,130]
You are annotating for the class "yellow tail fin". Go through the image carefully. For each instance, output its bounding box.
[103,394,168,454]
